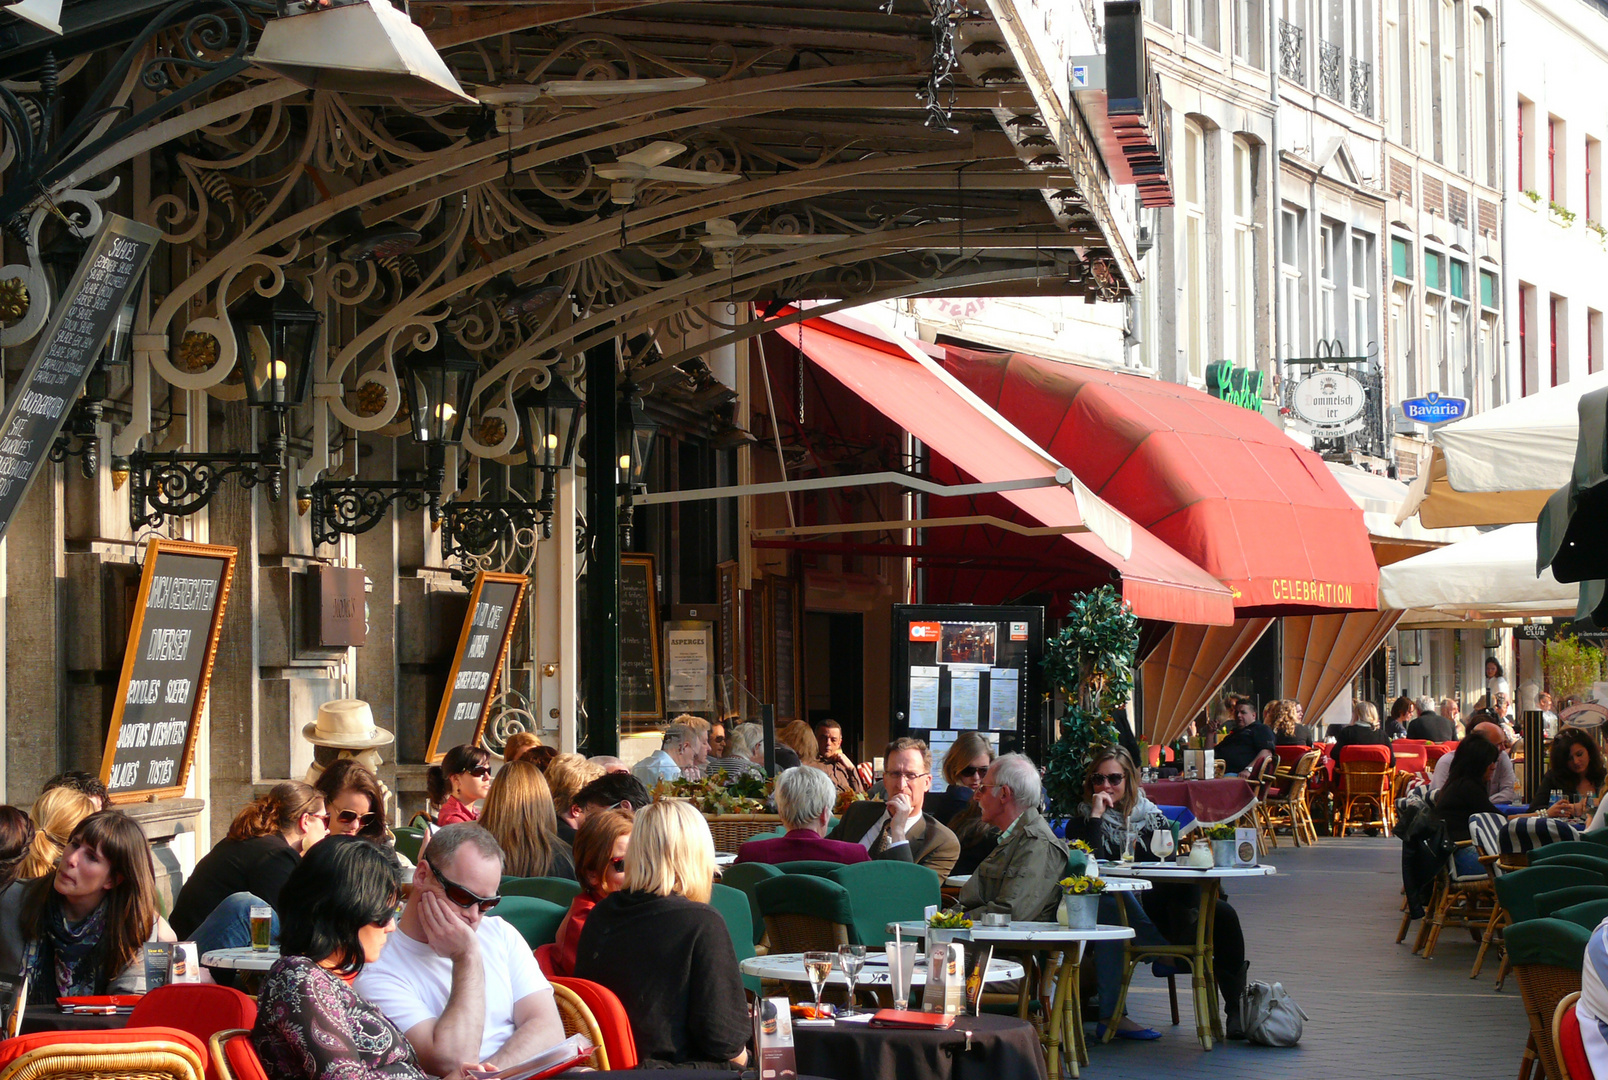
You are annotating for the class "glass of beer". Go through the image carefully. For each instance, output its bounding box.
[249,905,273,951]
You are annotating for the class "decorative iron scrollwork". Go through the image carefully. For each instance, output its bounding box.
[306,478,436,548]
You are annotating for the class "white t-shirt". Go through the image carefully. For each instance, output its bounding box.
[354,915,552,1063]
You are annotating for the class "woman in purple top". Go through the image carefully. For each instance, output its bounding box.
[253,837,421,1080]
[733,767,871,866]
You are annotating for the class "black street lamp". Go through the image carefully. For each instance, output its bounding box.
[517,376,584,537]
[116,286,322,529]
[616,393,658,547]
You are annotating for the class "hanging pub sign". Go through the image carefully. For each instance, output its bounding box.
[100,539,237,802]
[1401,393,1470,425]
[0,214,159,542]
[426,571,527,762]
[1205,361,1266,412]
[1289,368,1368,436]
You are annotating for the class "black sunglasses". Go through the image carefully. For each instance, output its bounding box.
[425,857,501,912]
[958,766,989,779]
[1090,772,1126,787]
[467,766,493,779]
[335,809,378,827]
[609,857,626,873]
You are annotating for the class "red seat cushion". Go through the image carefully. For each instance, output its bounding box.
[1559,1002,1596,1080]
[1334,744,1391,765]
[551,976,638,1070]
[129,985,257,1080]
[0,1027,208,1077]
[534,943,559,978]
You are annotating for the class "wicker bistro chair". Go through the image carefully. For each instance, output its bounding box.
[1333,745,1395,836]
[1554,992,1597,1080]
[551,983,609,1070]
[1419,838,1497,961]
[0,1029,208,1080]
[208,1032,266,1080]
[705,814,785,853]
[551,977,638,1070]
[1470,812,1512,979]
[1507,918,1591,1080]
[755,873,855,982]
[1264,749,1322,847]
[1241,751,1278,853]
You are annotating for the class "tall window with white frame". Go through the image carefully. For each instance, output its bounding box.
[1590,309,1603,376]
[1280,206,1305,362]
[1182,120,1209,381]
[1588,137,1602,225]
[1185,0,1218,47]
[1479,267,1499,409]
[1391,238,1415,401]
[1384,1,1403,142]
[1350,233,1375,357]
[1448,0,1466,171]
[1231,137,1257,366]
[1518,97,1536,195]
[1319,222,1340,343]
[1418,0,1436,161]
[1424,248,1445,397]
[1471,10,1489,184]
[1449,259,1470,398]
[1233,0,1263,65]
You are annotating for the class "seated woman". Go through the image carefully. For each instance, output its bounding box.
[1435,733,1501,877]
[316,759,411,867]
[19,787,95,880]
[574,801,749,1068]
[170,783,329,954]
[933,733,999,876]
[428,744,493,826]
[1385,696,1417,741]
[706,723,766,783]
[0,808,35,896]
[773,720,814,772]
[1529,729,1607,818]
[1267,700,1304,747]
[553,809,632,976]
[253,836,424,1080]
[0,810,174,993]
[482,759,576,879]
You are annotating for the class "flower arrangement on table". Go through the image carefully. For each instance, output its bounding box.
[1058,873,1107,895]
[651,773,775,814]
[928,910,973,929]
[1202,824,1237,841]
[1069,839,1095,855]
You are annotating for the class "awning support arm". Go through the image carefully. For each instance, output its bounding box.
[634,467,1075,506]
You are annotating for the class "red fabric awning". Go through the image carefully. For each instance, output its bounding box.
[936,347,1379,615]
[778,315,1236,625]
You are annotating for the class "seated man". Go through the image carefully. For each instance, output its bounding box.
[812,719,871,794]
[631,723,698,788]
[355,823,567,1078]
[1429,720,1518,803]
[1214,697,1275,776]
[546,754,606,843]
[828,737,960,878]
[572,772,652,820]
[735,766,870,866]
[955,753,1069,922]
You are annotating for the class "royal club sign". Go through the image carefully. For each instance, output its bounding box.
[1289,369,1368,436]
[1401,393,1469,425]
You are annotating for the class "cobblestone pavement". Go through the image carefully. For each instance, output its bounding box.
[1081,835,1529,1079]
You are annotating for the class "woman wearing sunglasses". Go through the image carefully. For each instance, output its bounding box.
[931,732,1000,876]
[168,782,328,955]
[429,745,494,825]
[551,809,632,976]
[253,836,425,1080]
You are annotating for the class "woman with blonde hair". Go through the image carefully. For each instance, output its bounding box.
[1266,700,1302,746]
[574,801,748,1068]
[774,719,816,770]
[1331,698,1395,764]
[480,758,575,879]
[21,787,96,880]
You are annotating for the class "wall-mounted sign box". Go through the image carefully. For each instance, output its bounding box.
[100,539,237,803]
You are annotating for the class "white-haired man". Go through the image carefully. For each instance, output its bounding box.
[955,753,1069,922]
[1407,696,1456,742]
[632,723,697,788]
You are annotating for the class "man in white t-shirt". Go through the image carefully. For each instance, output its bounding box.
[355,823,565,1078]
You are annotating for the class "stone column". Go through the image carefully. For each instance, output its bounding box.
[5,460,64,802]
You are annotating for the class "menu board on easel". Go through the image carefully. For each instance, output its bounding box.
[619,553,664,728]
[426,572,527,762]
[765,574,804,724]
[718,561,740,716]
[100,539,237,802]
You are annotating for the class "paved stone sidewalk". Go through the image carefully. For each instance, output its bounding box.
[1082,836,1529,1079]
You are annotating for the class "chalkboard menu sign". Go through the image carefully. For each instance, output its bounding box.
[426,571,528,762]
[100,539,237,802]
[766,574,803,723]
[619,553,664,728]
[0,214,159,542]
[718,561,739,716]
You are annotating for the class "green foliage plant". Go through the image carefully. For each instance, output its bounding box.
[1041,585,1139,816]
[1543,635,1604,704]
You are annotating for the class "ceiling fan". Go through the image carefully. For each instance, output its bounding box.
[472,77,706,106]
[698,218,846,267]
[595,142,741,205]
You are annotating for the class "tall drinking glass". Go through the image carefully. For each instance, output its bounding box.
[802,951,833,1017]
[886,941,918,1011]
[837,945,866,1016]
[249,905,273,951]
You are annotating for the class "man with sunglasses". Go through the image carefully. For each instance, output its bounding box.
[828,738,960,877]
[954,753,1069,922]
[356,823,566,1080]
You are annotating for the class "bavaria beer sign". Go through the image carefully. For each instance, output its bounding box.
[1401,392,1469,425]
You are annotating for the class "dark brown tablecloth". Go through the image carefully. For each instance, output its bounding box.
[1142,777,1256,827]
[19,1005,131,1034]
[792,1013,1046,1080]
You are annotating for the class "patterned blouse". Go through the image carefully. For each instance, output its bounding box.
[253,956,428,1080]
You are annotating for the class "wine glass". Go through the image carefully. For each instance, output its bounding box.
[837,945,866,1016]
[802,951,834,1018]
[1150,826,1176,860]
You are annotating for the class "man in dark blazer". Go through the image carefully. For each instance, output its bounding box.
[1407,695,1457,742]
[828,738,960,878]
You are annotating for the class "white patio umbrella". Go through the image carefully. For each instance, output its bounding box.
[1396,371,1608,529]
[1378,523,1578,617]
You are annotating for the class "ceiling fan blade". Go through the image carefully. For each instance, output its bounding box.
[617,141,687,169]
[594,164,647,180]
[538,77,706,97]
[641,166,742,185]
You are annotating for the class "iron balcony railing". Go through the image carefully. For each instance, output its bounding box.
[1279,19,1305,86]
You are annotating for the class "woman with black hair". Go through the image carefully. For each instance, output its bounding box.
[1529,729,1608,816]
[428,745,493,826]
[252,836,423,1080]
[1385,696,1417,740]
[1434,734,1501,877]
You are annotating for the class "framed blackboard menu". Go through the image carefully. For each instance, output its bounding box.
[718,561,739,699]
[619,553,664,728]
[426,571,527,762]
[766,574,803,724]
[0,214,159,542]
[99,539,237,803]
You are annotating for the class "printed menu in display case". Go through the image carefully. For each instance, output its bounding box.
[100,539,237,802]
[619,553,664,728]
[426,572,528,762]
[890,605,1045,784]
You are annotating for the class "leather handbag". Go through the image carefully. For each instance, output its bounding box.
[1240,981,1309,1047]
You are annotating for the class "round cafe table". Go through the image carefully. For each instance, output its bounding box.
[1140,777,1255,830]
[1098,861,1275,1050]
[790,1012,1046,1080]
[201,947,280,972]
[740,952,1024,991]
[19,1004,131,1034]
[888,920,1134,1079]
